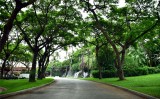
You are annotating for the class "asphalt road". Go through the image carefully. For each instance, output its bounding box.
[6,77,143,99]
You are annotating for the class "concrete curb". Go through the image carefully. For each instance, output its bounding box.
[0,80,55,99]
[87,80,159,99]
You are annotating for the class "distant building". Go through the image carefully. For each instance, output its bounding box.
[0,66,30,77]
[12,67,30,74]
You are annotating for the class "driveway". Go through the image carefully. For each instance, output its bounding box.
[6,77,143,99]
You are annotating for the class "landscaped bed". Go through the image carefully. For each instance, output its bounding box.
[0,87,6,93]
[0,78,54,94]
[82,73,160,98]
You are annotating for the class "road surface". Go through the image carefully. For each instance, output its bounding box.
[6,77,143,99]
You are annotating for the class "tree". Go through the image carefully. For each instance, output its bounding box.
[0,31,22,78]
[142,31,160,67]
[98,44,115,70]
[17,0,83,82]
[37,42,60,79]
[84,27,107,79]
[80,0,160,80]
[0,0,36,53]
[36,0,84,79]
[17,1,55,82]
[15,44,32,73]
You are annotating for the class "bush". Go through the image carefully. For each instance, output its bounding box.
[19,77,26,79]
[91,70,116,78]
[103,70,117,78]
[148,67,160,74]
[123,69,137,77]
[91,66,160,78]
[148,67,156,74]
[91,70,99,78]
[124,66,148,77]
[3,76,18,80]
[157,65,160,69]
[136,67,148,75]
[124,66,160,77]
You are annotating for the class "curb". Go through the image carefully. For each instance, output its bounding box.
[87,80,159,99]
[0,80,55,99]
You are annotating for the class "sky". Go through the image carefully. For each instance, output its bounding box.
[118,0,126,7]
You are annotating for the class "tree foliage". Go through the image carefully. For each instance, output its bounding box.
[0,0,159,81]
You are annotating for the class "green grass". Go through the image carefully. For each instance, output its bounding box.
[82,73,160,98]
[0,78,54,94]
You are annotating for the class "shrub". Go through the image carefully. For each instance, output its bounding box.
[124,66,160,77]
[157,65,160,69]
[103,70,117,78]
[91,70,99,78]
[148,67,160,74]
[124,66,148,77]
[124,69,137,77]
[3,76,18,80]
[19,77,26,79]
[91,70,116,78]
[91,66,160,78]
[148,67,156,74]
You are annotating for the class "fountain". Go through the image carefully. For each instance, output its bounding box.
[74,71,82,78]
[83,72,88,78]
[74,70,88,78]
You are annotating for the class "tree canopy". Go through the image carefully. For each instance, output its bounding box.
[0,0,159,81]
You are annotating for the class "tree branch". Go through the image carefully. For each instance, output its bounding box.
[128,19,159,47]
[16,23,34,51]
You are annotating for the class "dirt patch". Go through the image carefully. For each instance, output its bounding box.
[0,87,7,93]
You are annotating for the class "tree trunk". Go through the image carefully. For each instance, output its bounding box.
[29,51,38,82]
[115,60,125,80]
[148,53,154,67]
[115,50,126,80]
[0,53,10,79]
[38,52,47,79]
[0,8,21,53]
[0,60,7,78]
[38,57,43,80]
[99,65,102,79]
[96,46,102,79]
[41,66,46,79]
[37,64,42,80]
[116,66,125,80]
[41,56,50,78]
[0,0,37,53]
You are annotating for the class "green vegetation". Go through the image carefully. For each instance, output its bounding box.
[0,78,54,94]
[0,0,159,82]
[82,73,160,98]
[91,66,160,78]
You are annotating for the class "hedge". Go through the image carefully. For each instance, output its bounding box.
[91,66,160,78]
[91,70,117,78]
[123,67,148,77]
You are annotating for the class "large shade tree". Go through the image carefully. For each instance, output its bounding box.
[0,0,36,53]
[0,30,22,78]
[16,0,83,82]
[79,0,160,80]
[83,27,107,79]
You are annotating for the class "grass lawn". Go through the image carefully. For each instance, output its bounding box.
[0,78,54,94]
[82,73,160,98]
